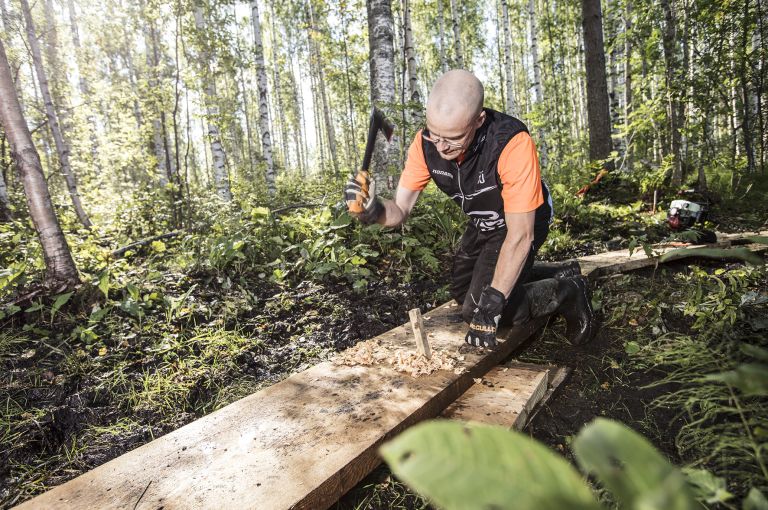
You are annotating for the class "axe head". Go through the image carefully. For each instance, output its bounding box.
[372,107,395,142]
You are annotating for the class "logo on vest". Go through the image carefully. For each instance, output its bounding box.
[467,210,505,231]
[477,172,485,185]
[431,169,453,179]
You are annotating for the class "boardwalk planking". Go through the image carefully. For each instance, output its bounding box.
[17,304,546,510]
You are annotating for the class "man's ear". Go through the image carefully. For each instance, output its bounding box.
[475,110,486,127]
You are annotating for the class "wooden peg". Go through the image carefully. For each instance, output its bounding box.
[409,308,431,359]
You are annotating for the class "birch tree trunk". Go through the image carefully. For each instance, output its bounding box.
[340,2,359,169]
[308,1,339,176]
[449,0,464,68]
[250,0,275,195]
[740,0,756,173]
[624,0,633,169]
[437,0,448,73]
[0,144,10,220]
[21,0,92,227]
[660,0,683,186]
[269,4,290,170]
[502,0,517,116]
[528,0,548,168]
[580,0,614,166]
[193,6,232,201]
[0,39,79,287]
[66,0,100,173]
[367,0,397,182]
[403,0,421,124]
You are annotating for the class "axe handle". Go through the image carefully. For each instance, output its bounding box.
[360,112,381,174]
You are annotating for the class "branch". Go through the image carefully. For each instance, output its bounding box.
[111,231,182,258]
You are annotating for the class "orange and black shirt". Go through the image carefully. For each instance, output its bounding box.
[400,108,551,232]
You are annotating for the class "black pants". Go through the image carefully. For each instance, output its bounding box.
[451,220,549,326]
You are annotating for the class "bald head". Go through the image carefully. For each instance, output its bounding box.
[426,70,484,128]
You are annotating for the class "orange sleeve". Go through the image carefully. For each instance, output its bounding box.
[497,132,544,213]
[399,130,431,192]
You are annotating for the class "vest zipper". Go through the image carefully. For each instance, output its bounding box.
[455,161,466,213]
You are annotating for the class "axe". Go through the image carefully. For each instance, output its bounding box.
[348,107,395,214]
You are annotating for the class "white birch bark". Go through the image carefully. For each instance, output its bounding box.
[436,0,448,73]
[21,0,92,228]
[308,1,338,176]
[0,39,79,286]
[269,4,290,170]
[0,158,11,220]
[449,0,464,68]
[367,0,397,181]
[501,0,516,116]
[251,0,275,194]
[194,6,232,201]
[403,0,421,124]
[527,0,548,168]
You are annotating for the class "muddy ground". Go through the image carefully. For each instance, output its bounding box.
[1,224,764,508]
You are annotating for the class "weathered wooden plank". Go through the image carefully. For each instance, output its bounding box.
[17,303,546,510]
[581,230,768,279]
[442,362,550,429]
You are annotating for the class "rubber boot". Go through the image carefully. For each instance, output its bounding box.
[503,276,597,345]
[528,260,582,282]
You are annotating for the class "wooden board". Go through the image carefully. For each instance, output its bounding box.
[442,362,550,430]
[17,303,546,510]
[581,230,768,279]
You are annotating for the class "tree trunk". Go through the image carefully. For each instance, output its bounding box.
[581,0,614,167]
[308,1,339,176]
[660,0,683,186]
[740,0,756,173]
[403,0,421,125]
[501,0,517,116]
[367,0,397,182]
[624,0,633,170]
[437,0,448,73]
[0,39,79,287]
[449,0,464,68]
[269,4,290,170]
[528,0,548,169]
[250,0,276,195]
[21,0,92,228]
[340,1,359,169]
[0,134,10,220]
[193,7,232,201]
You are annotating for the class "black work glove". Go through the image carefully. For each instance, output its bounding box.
[465,286,506,348]
[344,171,384,225]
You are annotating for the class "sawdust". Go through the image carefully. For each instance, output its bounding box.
[333,339,467,378]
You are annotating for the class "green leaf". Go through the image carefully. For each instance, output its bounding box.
[682,468,733,504]
[625,341,641,355]
[98,272,110,299]
[659,247,764,266]
[704,363,768,396]
[380,420,601,510]
[745,235,768,246]
[150,240,166,253]
[51,292,74,318]
[572,418,698,510]
[741,344,768,363]
[744,488,768,510]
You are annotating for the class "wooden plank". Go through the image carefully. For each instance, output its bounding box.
[581,230,768,279]
[409,308,431,359]
[18,303,546,510]
[442,362,550,430]
[526,367,572,425]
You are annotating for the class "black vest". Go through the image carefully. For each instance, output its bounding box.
[422,108,550,232]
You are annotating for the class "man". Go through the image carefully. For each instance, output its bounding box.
[345,70,595,347]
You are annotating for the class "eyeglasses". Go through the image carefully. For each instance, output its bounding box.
[422,112,484,150]
[422,129,470,150]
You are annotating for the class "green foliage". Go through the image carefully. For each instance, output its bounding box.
[660,246,765,266]
[380,420,601,510]
[382,418,709,510]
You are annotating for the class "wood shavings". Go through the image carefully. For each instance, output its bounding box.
[333,339,465,378]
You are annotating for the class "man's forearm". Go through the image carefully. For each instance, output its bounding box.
[490,231,533,297]
[377,198,408,228]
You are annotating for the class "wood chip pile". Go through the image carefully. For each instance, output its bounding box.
[333,339,467,378]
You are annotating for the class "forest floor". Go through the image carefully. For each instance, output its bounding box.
[1,193,766,509]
